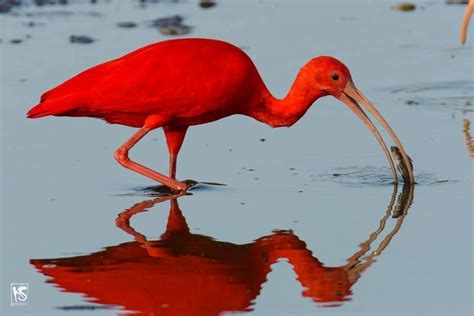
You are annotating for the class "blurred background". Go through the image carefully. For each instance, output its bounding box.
[0,0,473,315]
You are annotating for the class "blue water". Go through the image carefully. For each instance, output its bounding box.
[1,1,473,315]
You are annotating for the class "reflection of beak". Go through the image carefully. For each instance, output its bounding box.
[338,82,414,184]
[461,0,474,44]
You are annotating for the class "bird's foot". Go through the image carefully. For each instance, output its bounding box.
[171,179,198,193]
[141,179,199,196]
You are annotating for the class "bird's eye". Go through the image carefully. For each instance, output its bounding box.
[331,73,339,81]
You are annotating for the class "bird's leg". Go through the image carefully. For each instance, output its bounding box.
[164,126,188,179]
[460,0,474,44]
[114,127,188,191]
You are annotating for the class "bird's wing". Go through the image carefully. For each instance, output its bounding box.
[31,39,256,120]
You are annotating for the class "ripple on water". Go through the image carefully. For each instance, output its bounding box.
[115,180,227,197]
[317,166,455,187]
[389,81,474,112]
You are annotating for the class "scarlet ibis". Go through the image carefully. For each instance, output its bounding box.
[27,38,414,190]
[460,0,474,44]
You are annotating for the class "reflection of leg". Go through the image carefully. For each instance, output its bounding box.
[164,126,188,179]
[114,128,187,191]
[162,199,190,238]
[460,0,474,44]
[463,119,474,160]
[115,195,179,243]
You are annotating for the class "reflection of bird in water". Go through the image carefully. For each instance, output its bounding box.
[462,119,474,159]
[31,185,414,315]
[460,0,474,44]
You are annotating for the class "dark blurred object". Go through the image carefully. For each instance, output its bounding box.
[56,305,111,311]
[199,0,216,9]
[69,34,94,44]
[0,0,20,13]
[446,0,468,4]
[116,21,137,28]
[405,100,420,105]
[152,15,191,36]
[391,3,416,11]
[1,0,67,13]
[390,146,414,183]
[391,183,413,218]
[1,0,187,14]
[151,14,183,27]
[9,38,23,44]
[159,25,191,35]
[24,20,45,27]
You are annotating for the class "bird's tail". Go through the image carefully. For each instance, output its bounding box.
[26,94,79,119]
[27,102,50,119]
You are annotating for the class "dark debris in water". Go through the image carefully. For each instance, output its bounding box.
[9,38,23,44]
[159,25,191,35]
[116,21,137,28]
[20,10,103,18]
[199,0,216,9]
[24,20,45,27]
[391,3,416,11]
[0,0,130,14]
[446,0,468,4]
[151,15,181,27]
[0,1,201,13]
[318,166,451,187]
[0,0,17,13]
[56,305,114,311]
[405,100,420,105]
[70,34,94,43]
[151,15,192,36]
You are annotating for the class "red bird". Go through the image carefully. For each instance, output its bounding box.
[27,38,414,190]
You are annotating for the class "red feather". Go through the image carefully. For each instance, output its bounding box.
[27,39,266,128]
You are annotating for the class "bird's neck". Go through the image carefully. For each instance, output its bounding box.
[251,71,328,128]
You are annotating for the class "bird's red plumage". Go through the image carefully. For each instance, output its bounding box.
[26,38,414,187]
[27,39,267,128]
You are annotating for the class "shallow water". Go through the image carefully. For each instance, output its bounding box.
[1,0,473,315]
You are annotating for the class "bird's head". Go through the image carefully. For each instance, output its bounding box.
[304,56,414,184]
[307,56,352,98]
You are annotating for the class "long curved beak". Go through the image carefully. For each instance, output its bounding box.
[338,81,415,184]
[460,0,474,44]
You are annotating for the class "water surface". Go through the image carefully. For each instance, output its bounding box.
[1,0,473,315]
